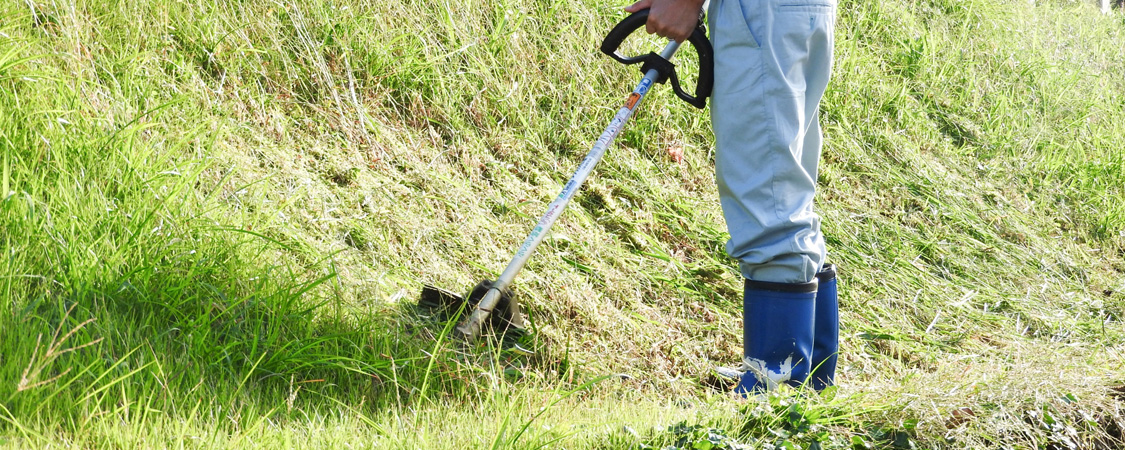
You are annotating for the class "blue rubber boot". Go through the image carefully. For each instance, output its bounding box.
[811,265,839,391]
[735,278,818,396]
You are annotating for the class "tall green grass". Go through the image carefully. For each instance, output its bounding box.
[2,0,1125,448]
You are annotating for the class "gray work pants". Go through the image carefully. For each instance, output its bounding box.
[708,0,836,283]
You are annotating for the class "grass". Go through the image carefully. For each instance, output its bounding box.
[2,0,1125,448]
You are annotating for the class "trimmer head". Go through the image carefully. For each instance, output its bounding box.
[418,280,527,339]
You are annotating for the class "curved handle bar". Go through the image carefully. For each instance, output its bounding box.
[599,8,714,109]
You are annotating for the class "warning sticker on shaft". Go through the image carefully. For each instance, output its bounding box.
[624,93,641,110]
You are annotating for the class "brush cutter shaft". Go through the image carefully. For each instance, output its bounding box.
[455,41,682,341]
[497,41,680,287]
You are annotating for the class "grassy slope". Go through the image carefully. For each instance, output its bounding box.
[2,0,1125,448]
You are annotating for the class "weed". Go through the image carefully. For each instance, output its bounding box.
[2,0,1125,447]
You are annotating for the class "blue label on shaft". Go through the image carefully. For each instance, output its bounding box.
[637,78,653,95]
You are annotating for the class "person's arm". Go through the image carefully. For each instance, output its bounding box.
[624,0,706,43]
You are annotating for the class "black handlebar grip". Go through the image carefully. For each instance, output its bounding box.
[599,9,714,109]
[678,27,713,109]
[599,9,653,66]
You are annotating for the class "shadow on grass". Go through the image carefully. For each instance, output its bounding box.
[0,224,497,434]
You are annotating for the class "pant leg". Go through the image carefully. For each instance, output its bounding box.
[708,0,836,284]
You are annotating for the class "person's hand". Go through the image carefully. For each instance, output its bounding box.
[625,0,706,43]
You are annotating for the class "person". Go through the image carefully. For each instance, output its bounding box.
[624,0,839,394]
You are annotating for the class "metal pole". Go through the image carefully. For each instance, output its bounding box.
[456,41,683,340]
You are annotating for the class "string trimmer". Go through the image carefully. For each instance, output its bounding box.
[419,8,714,342]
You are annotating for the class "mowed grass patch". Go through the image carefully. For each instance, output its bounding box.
[3,0,1125,448]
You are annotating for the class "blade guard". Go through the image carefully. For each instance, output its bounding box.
[419,280,527,336]
[465,280,527,333]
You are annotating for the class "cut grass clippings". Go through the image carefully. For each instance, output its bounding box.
[2,0,1125,448]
